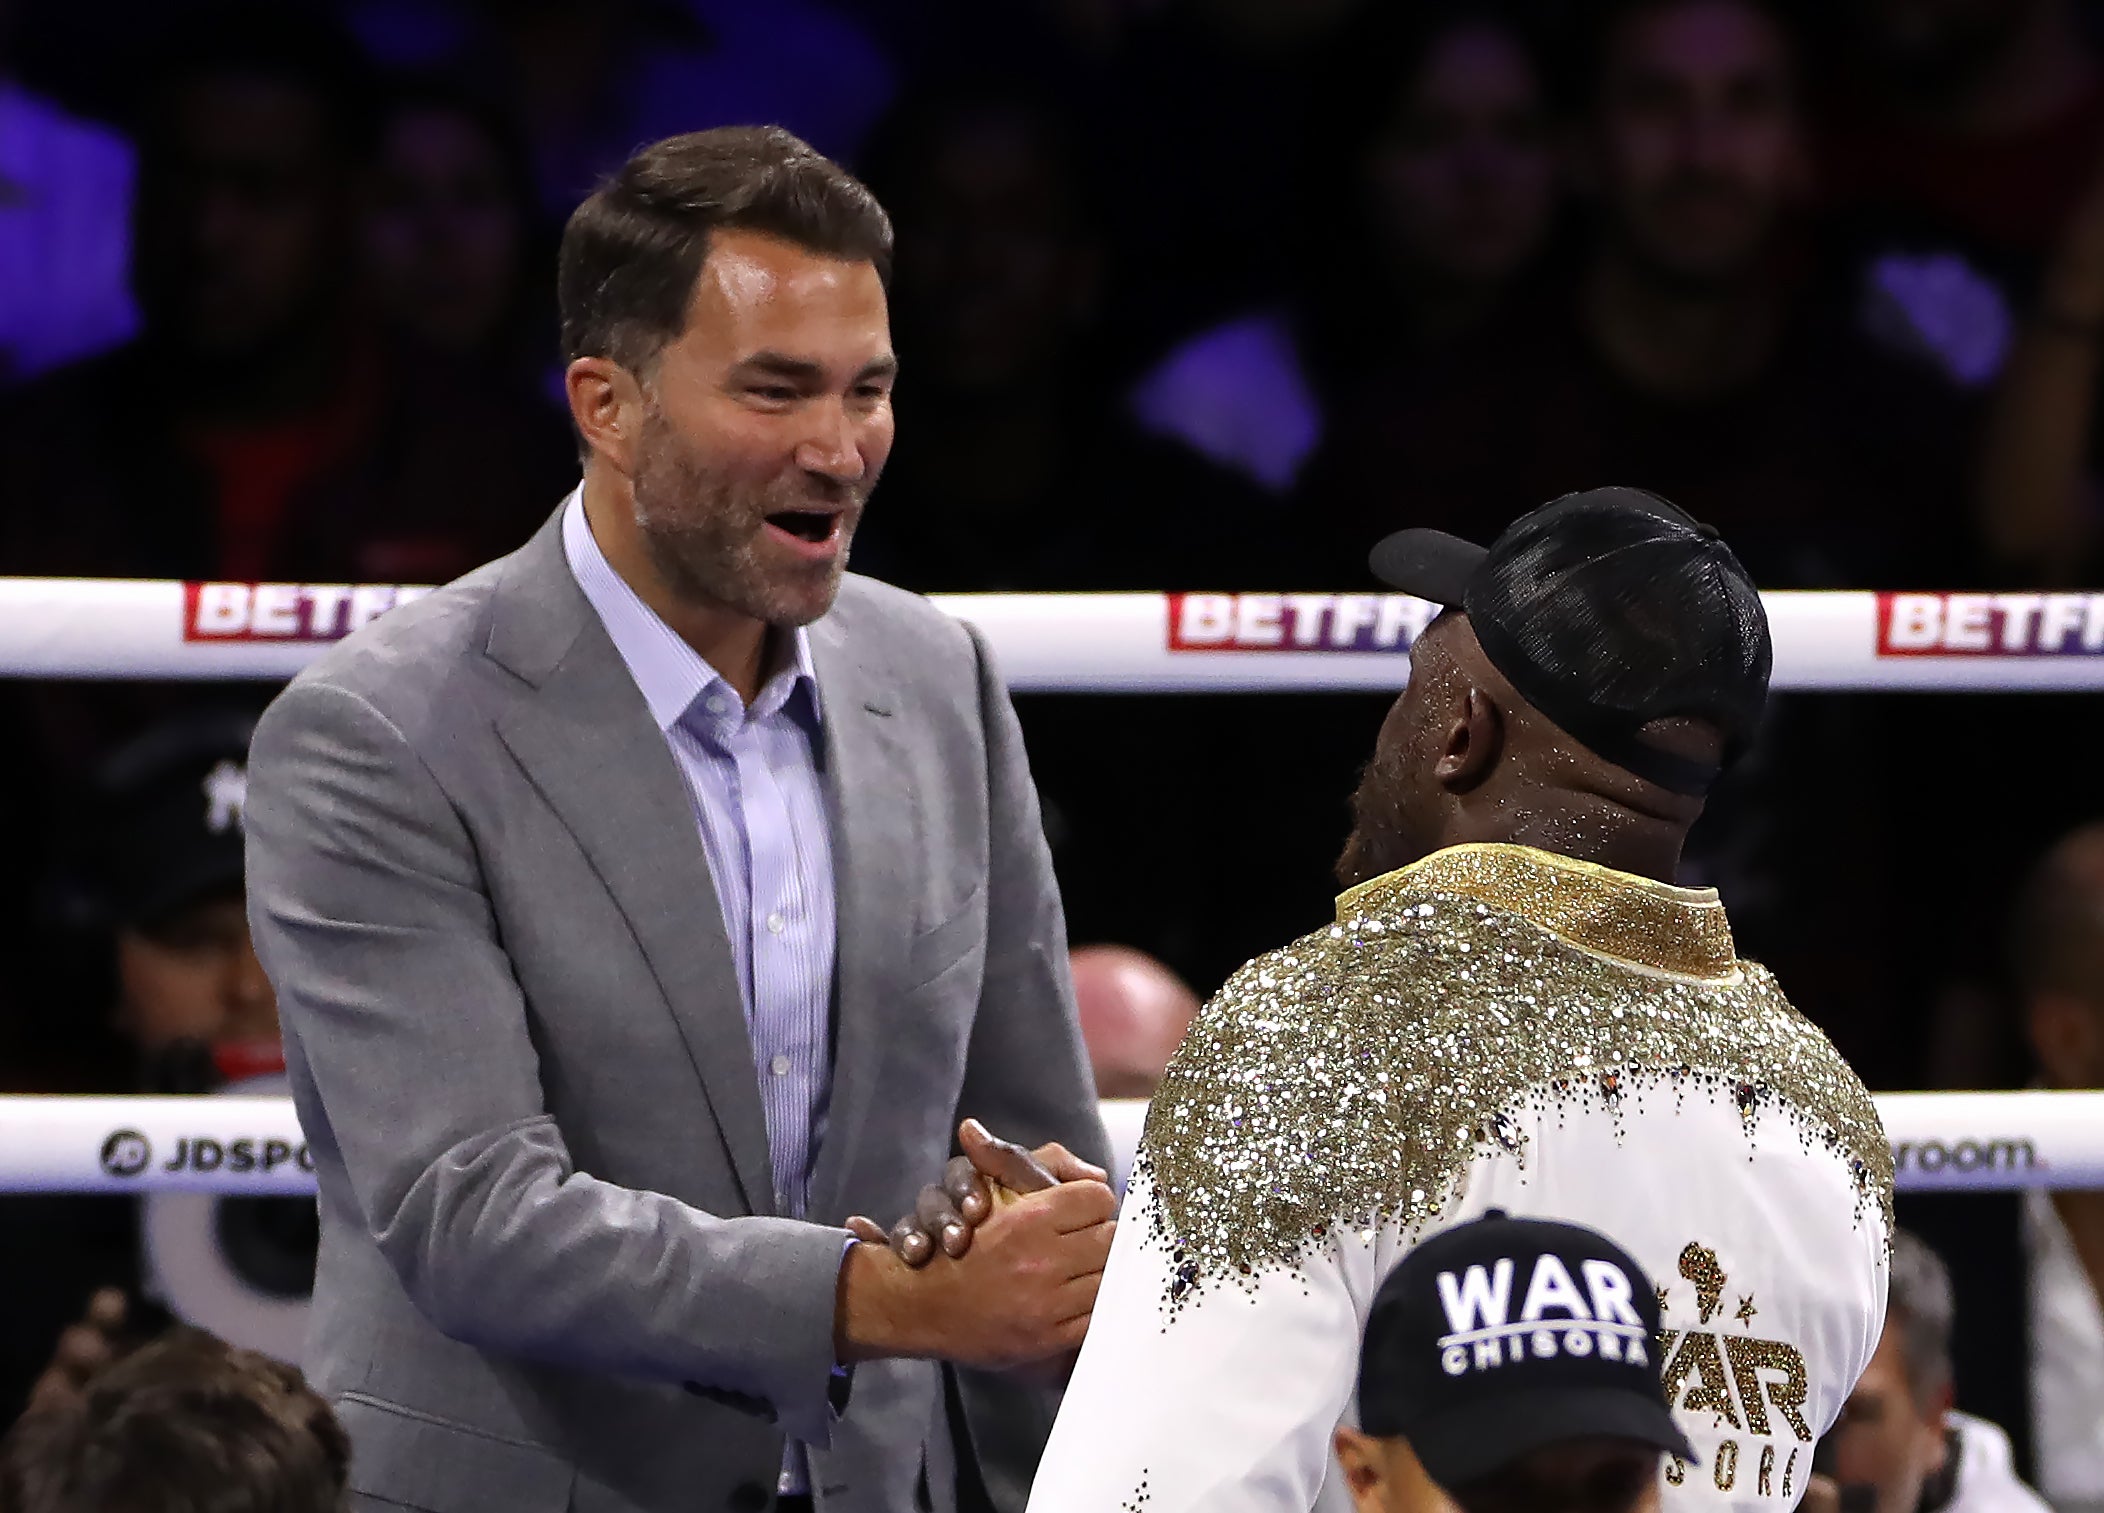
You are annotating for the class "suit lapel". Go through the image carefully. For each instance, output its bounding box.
[483,515,776,1214]
[804,613,916,1223]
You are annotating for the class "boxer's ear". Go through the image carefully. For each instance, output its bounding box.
[1433,684,1503,792]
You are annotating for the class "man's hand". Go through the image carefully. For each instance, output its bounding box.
[847,1118,1110,1267]
[836,1176,1117,1370]
[28,1289,131,1409]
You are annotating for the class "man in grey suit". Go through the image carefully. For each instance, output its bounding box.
[243,126,1114,1513]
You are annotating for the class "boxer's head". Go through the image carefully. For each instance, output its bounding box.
[1337,488,1770,888]
[559,127,897,630]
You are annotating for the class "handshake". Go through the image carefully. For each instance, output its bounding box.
[832,1119,1116,1375]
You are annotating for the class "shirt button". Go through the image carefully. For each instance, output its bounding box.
[766,911,785,935]
[770,1053,792,1077]
[705,693,727,715]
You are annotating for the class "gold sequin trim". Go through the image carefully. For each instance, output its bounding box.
[1341,843,1738,981]
[1142,844,1893,1315]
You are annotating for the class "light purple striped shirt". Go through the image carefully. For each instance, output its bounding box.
[562,494,837,1221]
[564,496,841,1490]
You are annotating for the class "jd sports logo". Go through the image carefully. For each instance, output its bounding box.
[101,1129,151,1177]
[159,1137,314,1175]
[97,1130,313,1179]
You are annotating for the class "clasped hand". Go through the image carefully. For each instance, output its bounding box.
[837,1119,1115,1373]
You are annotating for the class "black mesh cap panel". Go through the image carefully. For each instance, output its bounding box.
[1372,487,1773,795]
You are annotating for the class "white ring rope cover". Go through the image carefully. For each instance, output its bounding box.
[0,1091,2092,1197]
[3,579,2104,690]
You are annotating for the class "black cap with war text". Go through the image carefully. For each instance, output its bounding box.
[1357,1209,1696,1489]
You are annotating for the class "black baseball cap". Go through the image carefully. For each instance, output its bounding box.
[87,713,256,930]
[1358,1209,1695,1490]
[1369,487,1772,796]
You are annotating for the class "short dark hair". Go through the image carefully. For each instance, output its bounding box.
[0,1328,350,1513]
[557,125,893,372]
[1565,0,1802,114]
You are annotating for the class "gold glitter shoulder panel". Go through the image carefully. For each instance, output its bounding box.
[1140,884,1891,1301]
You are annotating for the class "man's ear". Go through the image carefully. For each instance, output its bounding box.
[1433,684,1503,791]
[566,356,647,476]
[1921,1381,1954,1477]
[1334,1427,1389,1509]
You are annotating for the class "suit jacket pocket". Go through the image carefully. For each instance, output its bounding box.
[905,884,986,992]
[337,1392,575,1513]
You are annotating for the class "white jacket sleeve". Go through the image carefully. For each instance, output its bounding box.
[1027,1159,1385,1512]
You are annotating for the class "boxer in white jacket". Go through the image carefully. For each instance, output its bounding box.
[1017,489,1894,1512]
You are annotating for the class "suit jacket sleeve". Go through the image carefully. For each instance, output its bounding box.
[245,676,851,1444]
[945,623,1112,1511]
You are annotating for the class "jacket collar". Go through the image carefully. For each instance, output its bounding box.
[1339,842,1738,981]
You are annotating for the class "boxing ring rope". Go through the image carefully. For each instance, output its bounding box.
[3,580,2101,1200]
[0,1092,2095,1196]
[2,578,2104,689]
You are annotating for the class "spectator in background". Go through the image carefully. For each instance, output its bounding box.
[848,79,1268,593]
[0,1328,349,1513]
[0,714,290,1427]
[0,0,570,588]
[361,75,554,392]
[0,0,138,386]
[1819,0,2103,389]
[1069,945,1199,1100]
[1128,1,1560,497]
[75,716,276,1075]
[2008,823,2104,1513]
[1302,0,1974,591]
[1827,1230,2051,1513]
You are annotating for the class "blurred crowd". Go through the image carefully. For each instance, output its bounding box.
[5,0,2104,1502]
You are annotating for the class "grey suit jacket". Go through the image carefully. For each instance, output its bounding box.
[244,510,1108,1513]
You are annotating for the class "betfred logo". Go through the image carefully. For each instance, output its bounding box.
[182,582,433,642]
[1168,593,1436,652]
[1877,592,2104,656]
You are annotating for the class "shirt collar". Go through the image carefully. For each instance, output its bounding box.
[1337,841,1738,981]
[561,488,820,733]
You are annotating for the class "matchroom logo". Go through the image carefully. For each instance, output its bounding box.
[182,583,433,642]
[1167,593,1437,652]
[1878,593,2104,656]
